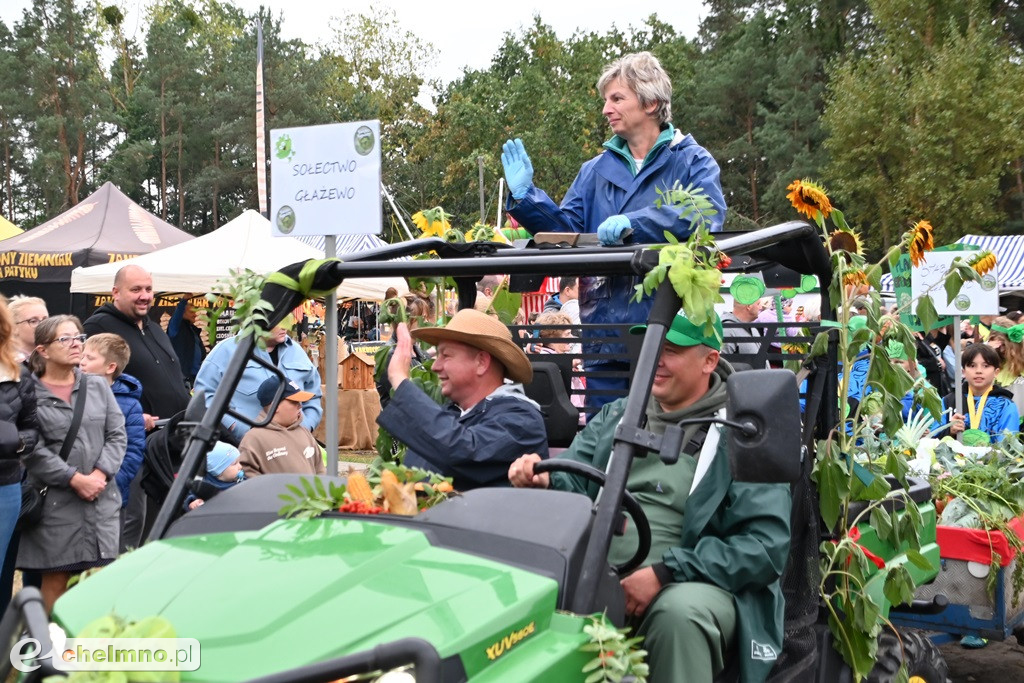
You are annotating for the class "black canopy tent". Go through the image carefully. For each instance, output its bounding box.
[0,183,193,315]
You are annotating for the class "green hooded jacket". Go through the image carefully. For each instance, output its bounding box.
[550,360,791,682]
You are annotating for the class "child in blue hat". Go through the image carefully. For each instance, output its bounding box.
[184,441,244,511]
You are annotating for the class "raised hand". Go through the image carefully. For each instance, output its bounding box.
[501,138,534,200]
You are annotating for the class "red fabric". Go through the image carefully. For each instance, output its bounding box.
[845,527,886,569]
[936,515,1024,567]
[521,292,547,318]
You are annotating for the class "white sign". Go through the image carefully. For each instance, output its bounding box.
[910,248,998,315]
[269,120,382,236]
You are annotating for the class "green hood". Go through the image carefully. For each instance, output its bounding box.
[53,518,582,681]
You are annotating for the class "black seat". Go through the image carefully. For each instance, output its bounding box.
[526,352,573,394]
[524,361,579,448]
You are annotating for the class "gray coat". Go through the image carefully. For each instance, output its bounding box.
[18,371,126,571]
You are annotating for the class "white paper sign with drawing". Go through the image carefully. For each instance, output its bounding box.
[910,248,998,316]
[269,120,382,237]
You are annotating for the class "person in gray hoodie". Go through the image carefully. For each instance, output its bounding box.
[378,308,547,490]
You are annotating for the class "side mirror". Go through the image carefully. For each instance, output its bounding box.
[726,370,802,483]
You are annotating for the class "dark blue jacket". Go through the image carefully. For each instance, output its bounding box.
[112,373,146,506]
[183,473,237,512]
[508,127,725,360]
[167,298,207,384]
[0,364,39,486]
[377,381,548,491]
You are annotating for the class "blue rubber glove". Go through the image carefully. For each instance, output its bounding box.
[597,215,631,245]
[501,138,534,200]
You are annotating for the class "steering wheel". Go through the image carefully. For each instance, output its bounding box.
[533,459,651,575]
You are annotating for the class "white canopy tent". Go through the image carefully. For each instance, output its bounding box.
[69,210,406,299]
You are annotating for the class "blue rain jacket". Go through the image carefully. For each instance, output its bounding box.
[508,126,726,359]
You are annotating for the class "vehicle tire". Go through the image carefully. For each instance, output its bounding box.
[867,629,949,683]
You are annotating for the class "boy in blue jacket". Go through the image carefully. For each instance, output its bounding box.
[936,342,1019,444]
[80,334,146,527]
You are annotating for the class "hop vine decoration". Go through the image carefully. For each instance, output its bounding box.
[631,182,724,335]
[580,613,649,683]
[198,268,274,349]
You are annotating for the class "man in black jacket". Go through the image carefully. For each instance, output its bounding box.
[84,265,191,548]
[84,265,190,427]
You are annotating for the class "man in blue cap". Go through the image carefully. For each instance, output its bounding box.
[509,310,791,683]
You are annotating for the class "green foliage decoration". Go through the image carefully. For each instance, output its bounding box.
[197,268,274,349]
[277,463,454,518]
[580,613,649,683]
[631,182,725,336]
[788,183,980,681]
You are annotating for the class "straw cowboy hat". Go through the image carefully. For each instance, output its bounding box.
[412,309,533,384]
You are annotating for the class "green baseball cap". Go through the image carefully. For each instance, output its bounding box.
[630,310,723,351]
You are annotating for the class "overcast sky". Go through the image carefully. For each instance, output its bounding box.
[1,0,705,87]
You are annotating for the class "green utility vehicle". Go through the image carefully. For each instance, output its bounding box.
[1,222,946,682]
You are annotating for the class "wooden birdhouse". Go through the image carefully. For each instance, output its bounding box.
[338,351,375,390]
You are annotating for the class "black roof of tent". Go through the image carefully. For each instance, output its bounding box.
[0,182,193,285]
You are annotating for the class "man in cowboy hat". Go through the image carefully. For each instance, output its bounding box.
[508,310,790,683]
[378,308,548,490]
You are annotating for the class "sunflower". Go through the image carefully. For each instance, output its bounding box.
[969,250,997,276]
[908,220,934,267]
[442,227,466,243]
[828,228,864,257]
[466,223,510,244]
[843,269,868,289]
[786,179,833,221]
[411,207,451,238]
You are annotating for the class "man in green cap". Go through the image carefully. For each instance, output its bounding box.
[721,275,766,360]
[508,310,791,683]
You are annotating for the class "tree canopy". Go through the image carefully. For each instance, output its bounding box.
[0,0,1022,254]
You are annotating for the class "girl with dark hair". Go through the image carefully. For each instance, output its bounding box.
[18,315,126,612]
[939,343,1019,444]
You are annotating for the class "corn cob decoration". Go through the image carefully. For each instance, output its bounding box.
[345,472,375,504]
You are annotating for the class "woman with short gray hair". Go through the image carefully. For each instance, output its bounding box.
[500,50,726,411]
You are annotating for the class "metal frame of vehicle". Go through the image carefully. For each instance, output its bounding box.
[2,220,901,683]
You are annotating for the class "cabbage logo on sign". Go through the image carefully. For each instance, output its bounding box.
[276,206,296,234]
[275,134,295,161]
[354,126,375,156]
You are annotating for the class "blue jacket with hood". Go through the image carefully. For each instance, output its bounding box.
[111,372,146,506]
[508,126,726,359]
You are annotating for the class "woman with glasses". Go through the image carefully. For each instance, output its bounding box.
[0,297,39,617]
[17,315,126,612]
[7,296,48,363]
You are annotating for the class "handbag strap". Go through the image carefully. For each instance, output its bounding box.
[57,377,88,462]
